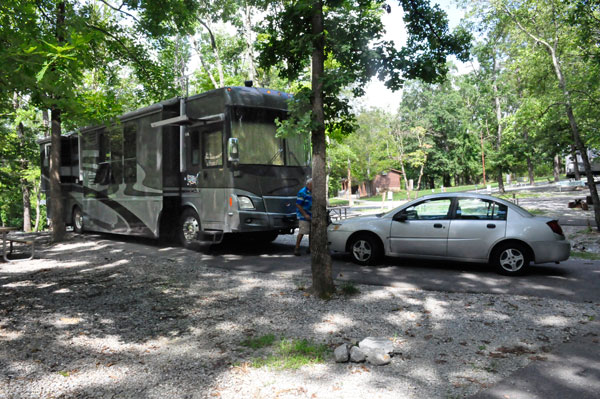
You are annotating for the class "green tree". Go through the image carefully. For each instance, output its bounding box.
[495,0,600,229]
[1,0,199,241]
[257,0,471,297]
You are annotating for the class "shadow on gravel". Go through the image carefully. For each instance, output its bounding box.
[0,233,597,399]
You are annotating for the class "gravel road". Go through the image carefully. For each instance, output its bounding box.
[1,234,598,399]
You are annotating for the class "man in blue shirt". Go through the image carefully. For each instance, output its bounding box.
[294,178,312,256]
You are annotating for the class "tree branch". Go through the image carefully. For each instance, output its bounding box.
[97,0,140,23]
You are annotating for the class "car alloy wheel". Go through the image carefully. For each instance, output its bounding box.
[348,234,381,266]
[352,239,372,263]
[499,248,525,272]
[493,243,530,276]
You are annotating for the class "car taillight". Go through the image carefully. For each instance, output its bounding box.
[547,220,564,236]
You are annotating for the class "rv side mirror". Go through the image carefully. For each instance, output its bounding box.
[227,137,239,165]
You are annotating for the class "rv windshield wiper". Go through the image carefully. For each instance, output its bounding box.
[288,149,301,166]
[268,148,284,164]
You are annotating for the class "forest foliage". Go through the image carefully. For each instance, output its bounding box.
[1,0,599,229]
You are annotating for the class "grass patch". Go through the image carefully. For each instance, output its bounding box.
[241,334,276,349]
[339,281,360,296]
[328,198,349,206]
[571,251,600,260]
[360,182,501,202]
[524,208,547,216]
[242,336,330,370]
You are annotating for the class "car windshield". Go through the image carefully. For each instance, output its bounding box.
[230,106,310,166]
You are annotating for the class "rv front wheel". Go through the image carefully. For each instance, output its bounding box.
[179,209,201,249]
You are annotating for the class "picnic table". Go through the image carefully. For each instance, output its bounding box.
[1,227,35,262]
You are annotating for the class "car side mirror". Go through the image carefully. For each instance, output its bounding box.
[394,212,408,222]
[227,137,239,167]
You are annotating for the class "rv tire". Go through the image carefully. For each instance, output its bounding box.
[178,208,201,249]
[73,206,84,234]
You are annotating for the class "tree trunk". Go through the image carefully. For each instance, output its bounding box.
[21,179,31,232]
[492,54,505,193]
[50,106,66,242]
[49,2,67,242]
[243,3,257,83]
[34,180,42,232]
[553,154,561,182]
[14,94,32,232]
[309,0,334,297]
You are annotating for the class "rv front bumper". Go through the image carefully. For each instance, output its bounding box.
[236,211,298,233]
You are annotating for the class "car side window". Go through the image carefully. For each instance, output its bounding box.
[401,199,452,220]
[456,198,508,221]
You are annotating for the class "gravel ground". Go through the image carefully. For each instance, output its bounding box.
[1,235,598,399]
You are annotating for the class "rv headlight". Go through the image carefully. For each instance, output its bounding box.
[238,195,255,210]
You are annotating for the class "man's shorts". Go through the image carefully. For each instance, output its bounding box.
[299,220,311,235]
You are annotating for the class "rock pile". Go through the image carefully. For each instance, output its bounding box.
[334,337,395,366]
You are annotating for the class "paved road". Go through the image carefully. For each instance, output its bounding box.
[94,232,600,304]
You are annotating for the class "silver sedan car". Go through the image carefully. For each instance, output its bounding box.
[327,192,570,275]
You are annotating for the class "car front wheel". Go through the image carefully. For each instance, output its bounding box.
[492,243,530,276]
[348,234,381,266]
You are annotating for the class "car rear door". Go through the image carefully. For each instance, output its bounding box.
[446,197,507,261]
[389,197,452,257]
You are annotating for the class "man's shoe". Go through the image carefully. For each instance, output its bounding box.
[306,248,311,254]
[294,248,301,256]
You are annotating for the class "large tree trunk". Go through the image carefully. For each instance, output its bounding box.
[49,2,67,242]
[309,0,334,297]
[49,106,66,242]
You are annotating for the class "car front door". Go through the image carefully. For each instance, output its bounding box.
[389,198,453,257]
[446,197,508,260]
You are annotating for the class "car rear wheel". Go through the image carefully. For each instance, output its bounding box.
[348,234,381,266]
[492,243,530,276]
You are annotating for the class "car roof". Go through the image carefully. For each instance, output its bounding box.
[405,192,532,217]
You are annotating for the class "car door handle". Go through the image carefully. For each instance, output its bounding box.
[433,223,443,228]
[487,224,496,229]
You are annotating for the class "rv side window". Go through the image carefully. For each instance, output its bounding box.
[191,130,200,165]
[203,129,223,167]
[110,128,123,185]
[124,124,137,183]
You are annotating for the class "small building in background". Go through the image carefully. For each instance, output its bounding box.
[373,169,404,193]
[339,169,405,198]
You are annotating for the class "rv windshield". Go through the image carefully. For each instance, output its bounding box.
[230,106,309,166]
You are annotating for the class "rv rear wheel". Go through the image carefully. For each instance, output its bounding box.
[179,209,201,249]
[73,207,84,234]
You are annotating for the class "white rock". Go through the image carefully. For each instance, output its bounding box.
[350,346,366,363]
[334,344,349,363]
[367,350,391,366]
[358,337,394,354]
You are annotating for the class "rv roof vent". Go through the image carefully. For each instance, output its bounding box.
[244,80,253,87]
